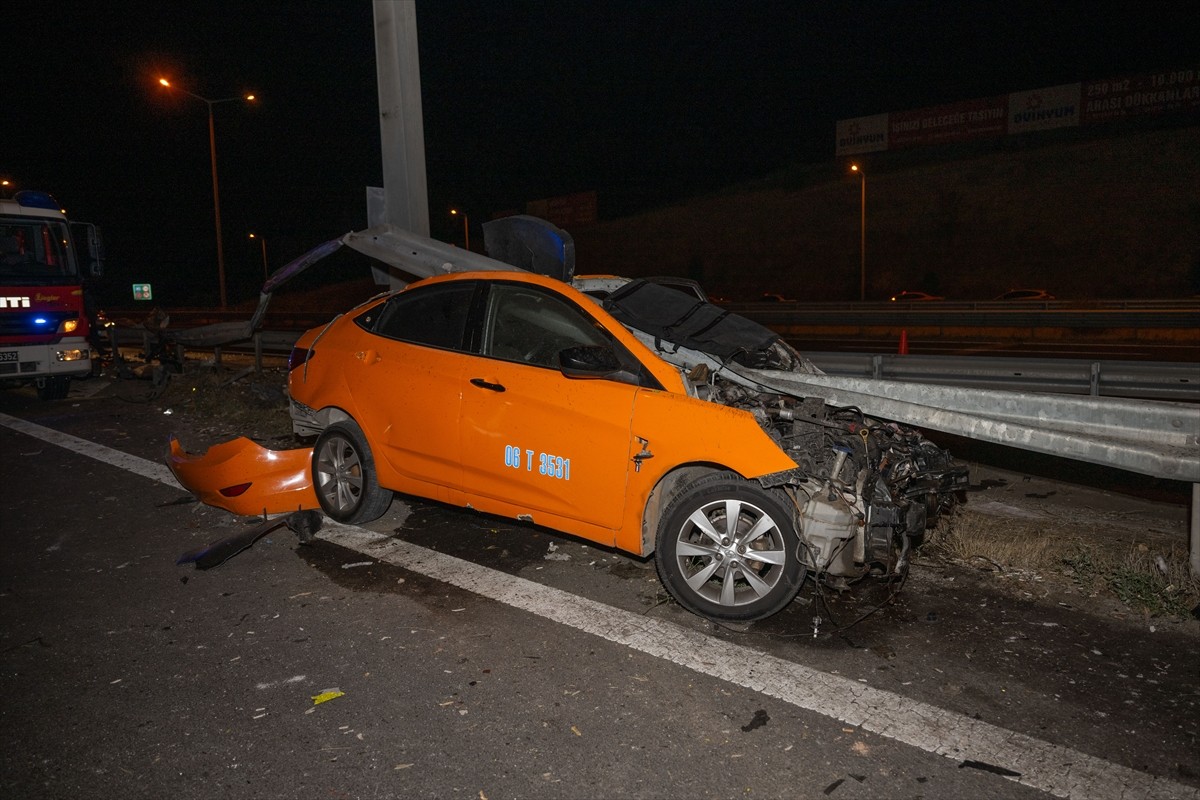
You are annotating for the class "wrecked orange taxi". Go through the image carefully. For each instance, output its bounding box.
[171,270,966,622]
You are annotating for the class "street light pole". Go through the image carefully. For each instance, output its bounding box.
[450,208,469,251]
[851,164,866,301]
[159,78,255,308]
[249,233,268,280]
[205,104,227,305]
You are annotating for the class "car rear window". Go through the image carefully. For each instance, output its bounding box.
[368,282,476,350]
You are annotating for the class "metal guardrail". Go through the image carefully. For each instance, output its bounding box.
[806,352,1200,401]
[106,327,301,371]
[726,304,1200,331]
[735,367,1200,574]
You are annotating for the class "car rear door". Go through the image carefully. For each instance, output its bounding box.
[457,281,638,531]
[341,281,478,495]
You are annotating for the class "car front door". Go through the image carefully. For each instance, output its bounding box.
[458,282,640,532]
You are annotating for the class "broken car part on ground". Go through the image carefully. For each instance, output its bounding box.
[176,510,322,570]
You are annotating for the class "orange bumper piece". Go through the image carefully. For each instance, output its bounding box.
[167,437,319,516]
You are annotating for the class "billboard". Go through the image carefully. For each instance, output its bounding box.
[835,67,1198,156]
[835,114,888,155]
[1083,69,1200,124]
[889,95,1008,150]
[1008,83,1081,134]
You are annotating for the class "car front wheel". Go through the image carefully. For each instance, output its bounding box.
[312,421,393,524]
[656,472,805,621]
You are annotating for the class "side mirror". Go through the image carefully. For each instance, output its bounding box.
[86,225,105,278]
[558,345,637,385]
[71,222,104,279]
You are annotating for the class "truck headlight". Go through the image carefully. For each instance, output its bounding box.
[56,348,88,362]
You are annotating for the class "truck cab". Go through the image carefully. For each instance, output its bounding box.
[0,190,103,400]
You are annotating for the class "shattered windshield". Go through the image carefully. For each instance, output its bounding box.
[0,217,78,285]
[601,279,787,369]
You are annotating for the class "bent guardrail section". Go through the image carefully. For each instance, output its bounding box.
[748,372,1199,482]
[740,370,1200,574]
[806,352,1200,402]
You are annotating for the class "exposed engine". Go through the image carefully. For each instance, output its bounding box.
[703,374,968,585]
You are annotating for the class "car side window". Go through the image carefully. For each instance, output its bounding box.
[366,282,476,350]
[482,283,611,368]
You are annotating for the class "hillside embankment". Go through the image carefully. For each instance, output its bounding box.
[570,124,1200,302]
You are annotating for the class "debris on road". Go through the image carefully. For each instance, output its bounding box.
[175,509,323,569]
[544,542,571,562]
[311,689,344,706]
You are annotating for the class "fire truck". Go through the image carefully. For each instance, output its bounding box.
[0,190,104,400]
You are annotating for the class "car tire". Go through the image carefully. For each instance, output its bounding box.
[655,472,805,621]
[312,420,393,524]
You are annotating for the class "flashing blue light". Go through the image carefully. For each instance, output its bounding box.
[33,317,50,325]
[14,190,61,211]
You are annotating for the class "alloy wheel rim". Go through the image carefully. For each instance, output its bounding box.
[673,498,787,607]
[316,435,364,513]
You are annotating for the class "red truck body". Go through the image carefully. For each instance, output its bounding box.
[0,191,103,399]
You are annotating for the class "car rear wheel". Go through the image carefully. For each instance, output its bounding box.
[656,472,805,621]
[312,421,393,524]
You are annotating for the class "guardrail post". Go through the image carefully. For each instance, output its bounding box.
[871,354,883,379]
[1191,483,1199,577]
[1089,362,1101,396]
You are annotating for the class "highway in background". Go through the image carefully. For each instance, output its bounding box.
[108,299,1200,361]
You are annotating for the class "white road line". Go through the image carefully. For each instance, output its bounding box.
[2,413,1194,800]
[0,411,181,488]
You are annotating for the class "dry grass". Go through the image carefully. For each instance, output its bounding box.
[155,362,296,446]
[925,510,1200,620]
[926,512,1075,571]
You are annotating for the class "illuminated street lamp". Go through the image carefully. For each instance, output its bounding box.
[158,77,256,308]
[249,232,268,280]
[850,164,866,301]
[450,208,469,251]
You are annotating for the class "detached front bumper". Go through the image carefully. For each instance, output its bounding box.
[167,437,319,516]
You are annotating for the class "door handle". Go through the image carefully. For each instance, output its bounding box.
[470,378,506,393]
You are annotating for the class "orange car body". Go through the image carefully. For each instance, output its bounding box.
[169,271,799,555]
[288,271,797,555]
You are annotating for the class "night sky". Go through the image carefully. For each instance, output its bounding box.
[7,1,1195,306]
